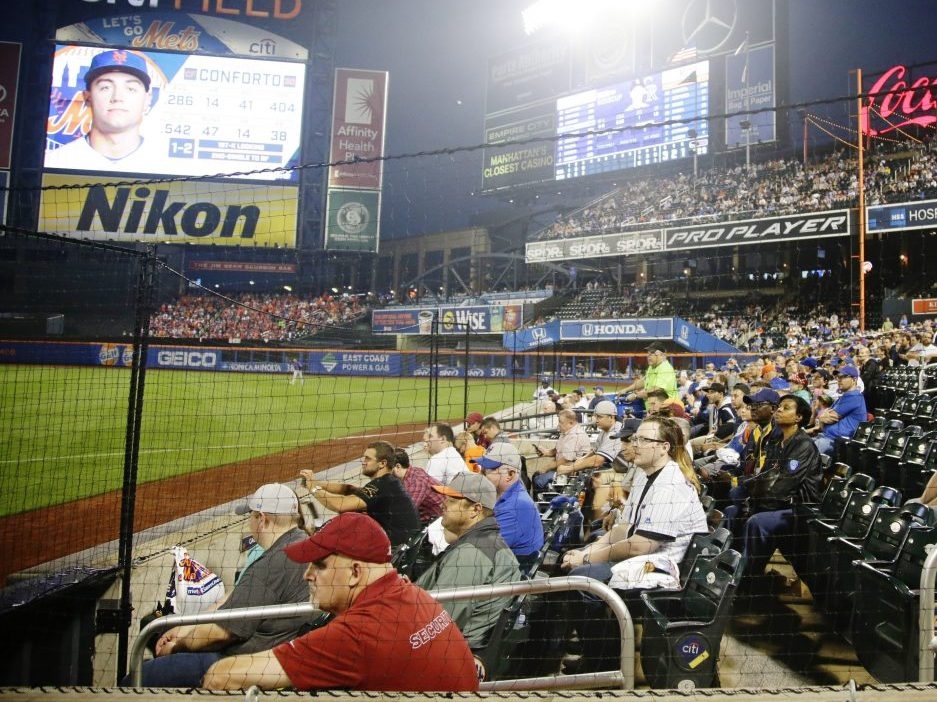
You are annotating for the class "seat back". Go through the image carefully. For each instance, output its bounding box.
[678,527,732,587]
[836,485,902,539]
[391,528,435,581]
[858,507,907,563]
[679,549,743,622]
[892,523,937,589]
[815,472,875,522]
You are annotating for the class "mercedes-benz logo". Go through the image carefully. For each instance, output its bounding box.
[682,0,739,55]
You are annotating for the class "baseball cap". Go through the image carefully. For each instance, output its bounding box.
[85,49,151,90]
[474,442,522,470]
[708,382,726,394]
[770,376,791,391]
[800,357,818,370]
[284,512,391,564]
[838,365,860,378]
[593,400,618,417]
[465,411,484,425]
[743,388,781,405]
[235,483,299,515]
[593,385,604,392]
[646,341,667,353]
[432,472,497,509]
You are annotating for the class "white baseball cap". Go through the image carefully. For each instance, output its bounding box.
[235,483,299,515]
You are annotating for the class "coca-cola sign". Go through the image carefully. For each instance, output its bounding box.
[861,64,936,136]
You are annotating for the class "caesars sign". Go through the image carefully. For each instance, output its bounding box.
[39,174,298,246]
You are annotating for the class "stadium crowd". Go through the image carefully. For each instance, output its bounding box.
[536,134,937,241]
[148,291,366,342]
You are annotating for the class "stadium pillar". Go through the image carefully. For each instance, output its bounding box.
[856,68,867,332]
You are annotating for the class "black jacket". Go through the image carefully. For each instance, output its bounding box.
[744,429,821,511]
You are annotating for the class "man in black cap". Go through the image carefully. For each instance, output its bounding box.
[618,341,678,404]
[47,49,155,171]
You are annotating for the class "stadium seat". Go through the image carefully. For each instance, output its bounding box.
[795,471,874,527]
[896,434,937,499]
[639,549,744,690]
[843,421,877,470]
[802,484,900,600]
[824,502,915,633]
[876,426,923,488]
[851,509,937,683]
[855,421,901,475]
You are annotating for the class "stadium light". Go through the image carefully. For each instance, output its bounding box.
[522,0,647,35]
[283,285,293,292]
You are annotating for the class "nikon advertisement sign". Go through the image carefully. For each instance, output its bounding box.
[39,174,298,246]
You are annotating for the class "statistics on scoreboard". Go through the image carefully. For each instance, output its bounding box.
[45,44,306,182]
[555,60,709,180]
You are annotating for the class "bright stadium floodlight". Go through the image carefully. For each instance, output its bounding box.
[522,0,650,35]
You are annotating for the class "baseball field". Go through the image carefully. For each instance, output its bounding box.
[0,364,529,518]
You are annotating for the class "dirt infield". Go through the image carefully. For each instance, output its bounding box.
[0,423,429,586]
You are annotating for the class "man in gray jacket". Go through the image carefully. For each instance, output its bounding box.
[417,473,520,648]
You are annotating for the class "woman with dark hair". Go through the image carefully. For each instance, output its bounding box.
[729,393,821,584]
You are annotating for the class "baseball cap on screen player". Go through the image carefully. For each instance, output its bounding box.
[235,483,299,515]
[85,49,151,90]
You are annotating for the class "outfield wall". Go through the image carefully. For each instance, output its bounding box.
[0,340,744,379]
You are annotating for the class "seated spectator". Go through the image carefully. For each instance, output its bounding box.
[454,430,485,472]
[558,416,707,672]
[130,484,309,688]
[529,409,593,496]
[202,513,479,691]
[416,473,521,648]
[724,395,821,590]
[560,416,706,578]
[464,411,486,448]
[391,447,443,525]
[808,365,867,456]
[476,442,545,572]
[422,423,468,485]
[301,441,421,548]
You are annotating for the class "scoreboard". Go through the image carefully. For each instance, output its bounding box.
[555,60,709,180]
[45,45,305,182]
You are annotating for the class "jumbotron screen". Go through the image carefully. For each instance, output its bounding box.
[554,60,709,179]
[45,44,305,182]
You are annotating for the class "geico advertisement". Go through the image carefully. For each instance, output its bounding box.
[39,174,298,246]
[150,348,219,369]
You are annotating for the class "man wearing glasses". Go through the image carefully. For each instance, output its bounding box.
[618,341,678,404]
[132,484,309,687]
[302,441,421,548]
[202,513,479,691]
[417,473,520,648]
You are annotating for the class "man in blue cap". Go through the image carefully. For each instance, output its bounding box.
[46,49,155,170]
[809,365,867,456]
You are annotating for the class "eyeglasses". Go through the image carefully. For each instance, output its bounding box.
[633,436,667,446]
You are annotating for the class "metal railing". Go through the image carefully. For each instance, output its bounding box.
[127,576,635,690]
[918,541,937,682]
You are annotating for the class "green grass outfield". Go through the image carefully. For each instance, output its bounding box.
[0,365,531,517]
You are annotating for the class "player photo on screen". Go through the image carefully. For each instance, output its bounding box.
[45,45,305,181]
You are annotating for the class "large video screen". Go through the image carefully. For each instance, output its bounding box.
[554,60,709,180]
[45,45,305,181]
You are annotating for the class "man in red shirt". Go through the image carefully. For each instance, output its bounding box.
[202,513,478,692]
